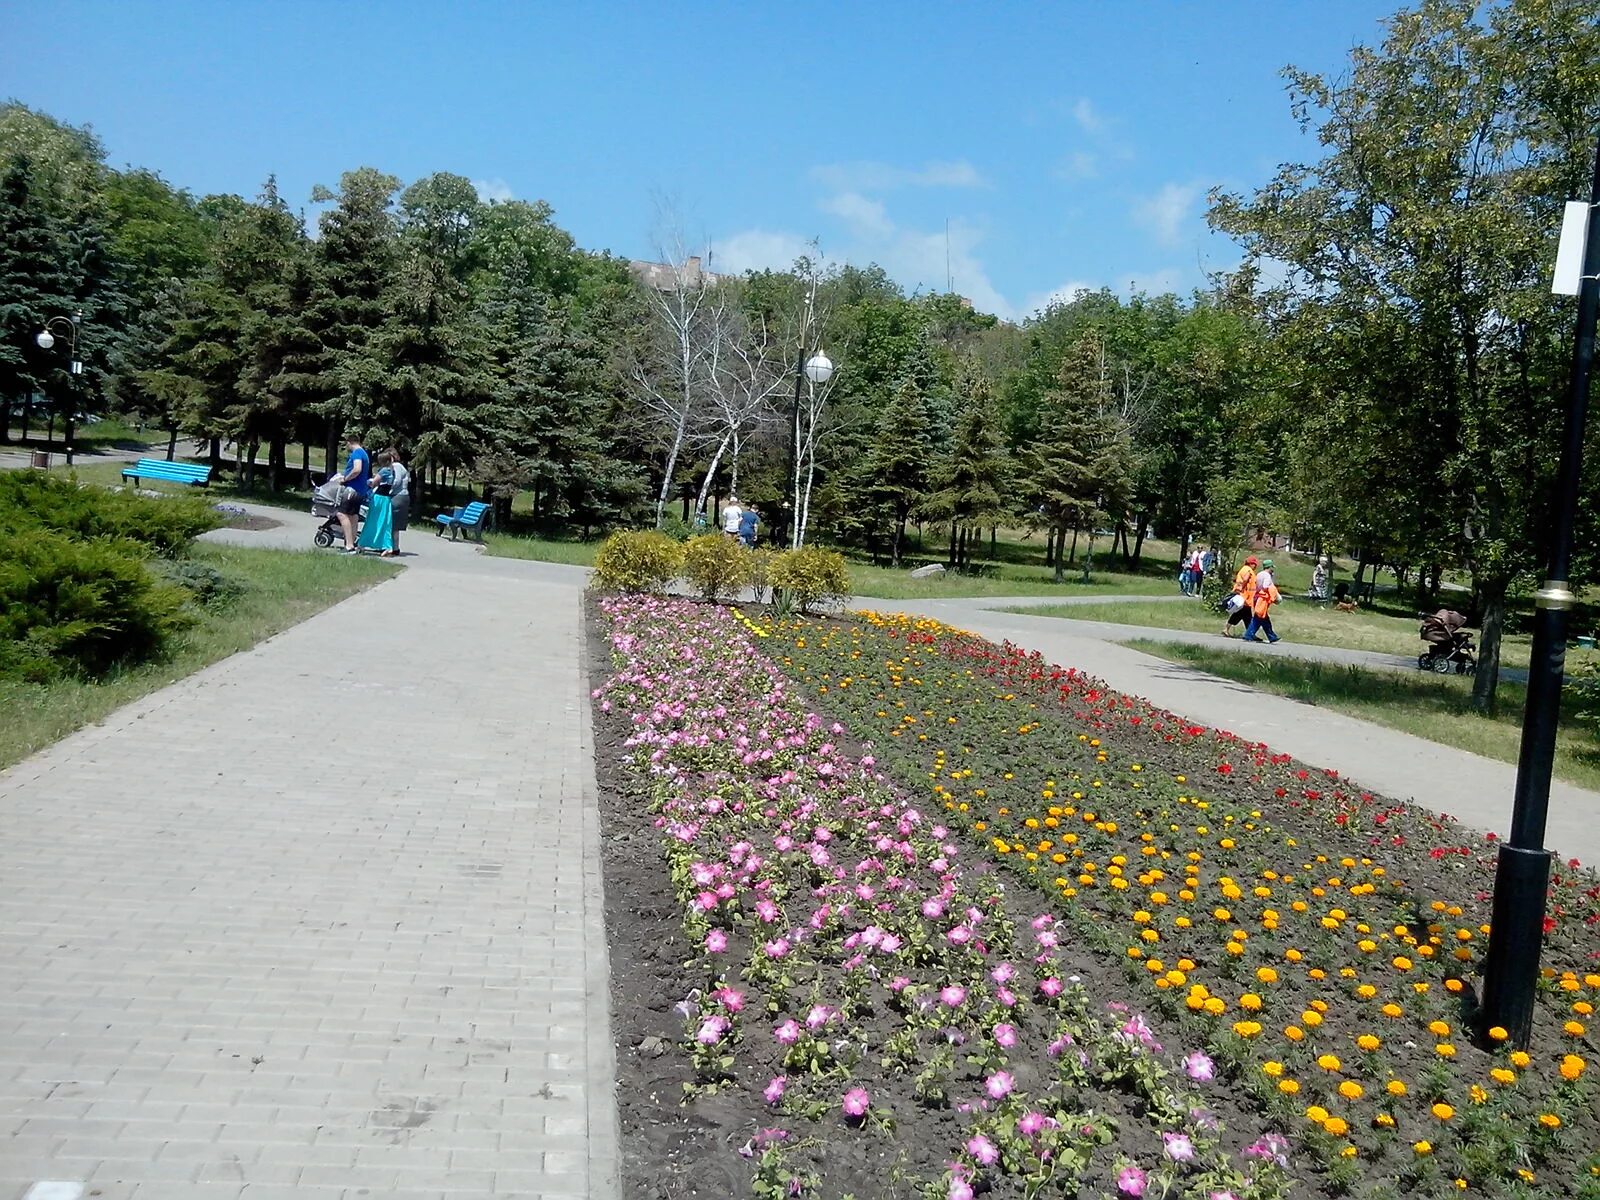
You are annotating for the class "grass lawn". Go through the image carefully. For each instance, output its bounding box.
[0,542,396,771]
[1128,638,1600,791]
[1011,596,1552,672]
[481,532,599,566]
[847,559,1176,600]
[4,415,164,453]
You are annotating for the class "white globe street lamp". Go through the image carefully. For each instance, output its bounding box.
[35,329,56,350]
[804,351,834,386]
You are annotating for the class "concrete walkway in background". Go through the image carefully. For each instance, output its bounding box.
[0,534,615,1199]
[909,601,1600,868]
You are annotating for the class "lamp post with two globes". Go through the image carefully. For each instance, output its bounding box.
[35,310,83,467]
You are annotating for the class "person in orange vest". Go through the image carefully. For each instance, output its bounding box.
[1223,556,1258,636]
[1244,558,1282,643]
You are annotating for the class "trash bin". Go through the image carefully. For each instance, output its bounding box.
[30,450,50,469]
[1576,635,1596,650]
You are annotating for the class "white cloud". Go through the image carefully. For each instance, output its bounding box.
[472,177,514,203]
[1021,280,1097,317]
[810,160,988,192]
[1072,98,1105,135]
[819,191,894,239]
[1133,182,1202,248]
[1055,151,1099,182]
[708,229,815,275]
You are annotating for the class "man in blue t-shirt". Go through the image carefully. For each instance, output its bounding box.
[334,434,370,553]
[738,506,759,548]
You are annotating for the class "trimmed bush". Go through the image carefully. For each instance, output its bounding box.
[593,530,685,594]
[0,471,219,553]
[747,546,778,604]
[681,534,751,601]
[770,546,852,615]
[0,528,194,682]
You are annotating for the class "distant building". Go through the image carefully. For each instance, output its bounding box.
[628,255,727,292]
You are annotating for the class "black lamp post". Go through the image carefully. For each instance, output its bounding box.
[785,348,834,549]
[1478,133,1600,1049]
[36,310,83,467]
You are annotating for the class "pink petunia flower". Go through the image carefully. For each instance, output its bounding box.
[764,1076,786,1105]
[774,1019,801,1045]
[993,1023,1018,1049]
[1182,1051,1215,1082]
[1163,1132,1196,1163]
[984,1070,1015,1100]
[966,1134,999,1165]
[704,930,728,953]
[1039,977,1064,998]
[842,1087,870,1118]
[939,985,967,1008]
[1117,1166,1147,1197]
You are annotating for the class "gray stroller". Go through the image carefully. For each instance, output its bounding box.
[311,478,366,548]
[1417,610,1477,675]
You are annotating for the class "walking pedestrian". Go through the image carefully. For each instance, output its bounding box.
[1244,558,1282,643]
[1310,555,1330,601]
[722,495,744,541]
[1223,555,1258,636]
[738,505,760,548]
[1187,546,1206,598]
[333,433,370,554]
[357,453,397,554]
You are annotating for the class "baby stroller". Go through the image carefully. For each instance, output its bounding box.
[311,478,366,548]
[1417,609,1477,675]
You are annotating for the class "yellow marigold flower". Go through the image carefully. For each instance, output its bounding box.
[1565,1020,1586,1036]
[1381,1003,1403,1018]
[1257,967,1278,984]
[1510,1050,1531,1069]
[1278,1078,1300,1095]
[1323,1116,1349,1137]
[1386,1080,1408,1097]
[1435,1043,1456,1058]
[1302,1010,1324,1028]
[1285,948,1303,963]
[1432,1103,1455,1121]
[1414,1140,1433,1156]
[1374,1112,1396,1128]
[1262,1061,1284,1077]
[1487,1025,1508,1042]
[1518,1170,1536,1184]
[1539,1113,1561,1129]
[1240,993,1263,1012]
[1203,997,1226,1016]
[1305,1105,1330,1123]
[1428,1020,1450,1037]
[1358,939,1377,953]
[1357,1034,1381,1052]
[1317,1054,1342,1072]
[1560,1054,1586,1080]
[1490,1068,1516,1085]
[1338,1081,1364,1101]
[1284,1025,1305,1042]
[1232,1020,1262,1038]
[1393,956,1413,971]
[1355,984,1377,999]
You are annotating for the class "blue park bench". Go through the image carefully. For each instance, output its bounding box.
[121,458,213,487]
[434,501,491,542]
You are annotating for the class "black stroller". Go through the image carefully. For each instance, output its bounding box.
[1417,609,1477,675]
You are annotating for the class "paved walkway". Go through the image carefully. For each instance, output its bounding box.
[0,532,613,1199]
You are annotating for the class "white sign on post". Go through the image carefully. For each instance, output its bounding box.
[1553,200,1592,296]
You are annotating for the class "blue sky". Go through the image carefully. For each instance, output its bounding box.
[4,1,1400,319]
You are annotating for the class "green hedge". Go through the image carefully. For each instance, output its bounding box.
[0,527,195,681]
[0,471,219,553]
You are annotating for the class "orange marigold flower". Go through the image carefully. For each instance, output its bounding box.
[1432,1103,1455,1121]
[1357,1034,1381,1052]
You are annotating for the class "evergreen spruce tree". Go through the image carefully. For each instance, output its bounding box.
[0,154,76,441]
[862,377,936,565]
[923,367,1010,570]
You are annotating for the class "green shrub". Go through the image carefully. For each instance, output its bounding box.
[0,471,218,553]
[657,513,697,542]
[747,546,778,604]
[153,557,243,609]
[0,528,194,682]
[592,530,685,594]
[770,546,852,615]
[681,534,751,601]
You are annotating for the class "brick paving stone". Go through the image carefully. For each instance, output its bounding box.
[0,564,618,1199]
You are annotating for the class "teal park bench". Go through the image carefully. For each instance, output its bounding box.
[434,501,491,542]
[121,458,213,487]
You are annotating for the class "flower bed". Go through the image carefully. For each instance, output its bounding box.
[591,597,1296,1200]
[770,611,1600,1199]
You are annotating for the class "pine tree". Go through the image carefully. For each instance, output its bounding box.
[923,367,1010,570]
[0,154,76,441]
[861,377,936,565]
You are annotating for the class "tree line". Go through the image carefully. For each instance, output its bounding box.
[1,0,1598,710]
